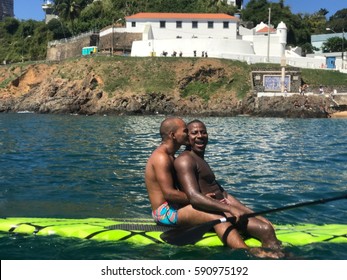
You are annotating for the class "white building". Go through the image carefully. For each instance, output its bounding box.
[309,32,346,70]
[311,33,345,53]
[124,12,289,60]
[240,21,288,57]
[101,12,339,71]
[42,0,58,24]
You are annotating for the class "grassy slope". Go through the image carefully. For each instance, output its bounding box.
[1,57,346,100]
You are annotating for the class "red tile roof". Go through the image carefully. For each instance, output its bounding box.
[126,12,238,21]
[257,26,276,33]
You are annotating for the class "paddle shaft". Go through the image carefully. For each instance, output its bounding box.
[211,194,347,226]
[226,193,347,223]
[160,193,347,246]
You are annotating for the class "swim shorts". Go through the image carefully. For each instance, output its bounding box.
[152,201,178,226]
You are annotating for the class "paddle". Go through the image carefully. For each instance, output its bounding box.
[160,193,347,246]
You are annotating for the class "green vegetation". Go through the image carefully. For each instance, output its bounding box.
[0,77,12,88]
[181,59,252,100]
[0,0,346,64]
[52,56,347,100]
[101,56,177,96]
[181,81,221,100]
[0,18,51,63]
[301,69,347,87]
[1,56,346,100]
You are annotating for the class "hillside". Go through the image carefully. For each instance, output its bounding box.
[0,56,346,117]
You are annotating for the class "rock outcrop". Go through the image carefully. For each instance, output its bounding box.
[0,59,343,118]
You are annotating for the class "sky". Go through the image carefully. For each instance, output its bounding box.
[243,0,347,18]
[13,0,347,21]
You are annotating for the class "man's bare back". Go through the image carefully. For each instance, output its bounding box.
[145,145,183,211]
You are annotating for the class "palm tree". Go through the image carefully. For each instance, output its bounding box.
[54,0,82,34]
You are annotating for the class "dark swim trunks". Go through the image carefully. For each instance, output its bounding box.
[152,201,178,225]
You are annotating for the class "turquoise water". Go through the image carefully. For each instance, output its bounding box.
[0,114,346,259]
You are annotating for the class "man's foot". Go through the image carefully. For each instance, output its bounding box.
[249,247,285,259]
[261,237,283,251]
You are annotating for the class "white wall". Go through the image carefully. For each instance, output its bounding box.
[131,38,327,70]
[126,20,238,40]
[99,27,127,37]
[99,17,339,71]
[252,35,282,57]
[131,38,254,57]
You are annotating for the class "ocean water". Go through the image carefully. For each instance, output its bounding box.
[0,113,346,260]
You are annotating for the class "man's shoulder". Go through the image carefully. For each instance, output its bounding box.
[175,150,194,167]
[148,146,171,162]
[177,150,191,158]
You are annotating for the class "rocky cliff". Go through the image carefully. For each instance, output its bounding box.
[0,57,344,118]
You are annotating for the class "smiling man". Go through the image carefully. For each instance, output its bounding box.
[174,119,283,257]
[145,117,243,228]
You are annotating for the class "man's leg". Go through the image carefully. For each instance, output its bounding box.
[224,194,281,249]
[177,205,248,249]
[178,206,283,258]
[243,217,282,249]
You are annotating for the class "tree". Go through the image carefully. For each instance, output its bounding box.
[0,19,48,63]
[241,0,311,47]
[300,42,319,55]
[322,37,346,53]
[301,9,328,35]
[47,18,70,40]
[2,17,20,35]
[328,8,347,33]
[21,20,38,38]
[53,0,83,34]
[241,0,269,25]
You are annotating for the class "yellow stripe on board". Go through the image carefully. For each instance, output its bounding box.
[0,218,346,246]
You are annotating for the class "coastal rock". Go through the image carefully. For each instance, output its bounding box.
[0,60,342,118]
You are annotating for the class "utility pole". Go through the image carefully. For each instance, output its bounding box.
[342,28,345,69]
[281,56,286,93]
[267,7,271,62]
[22,35,32,63]
[111,19,114,56]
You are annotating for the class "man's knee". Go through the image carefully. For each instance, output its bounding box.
[256,221,275,237]
[222,225,234,245]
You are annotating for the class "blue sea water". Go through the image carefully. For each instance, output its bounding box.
[0,113,346,260]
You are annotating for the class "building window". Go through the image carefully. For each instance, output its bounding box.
[160,21,166,28]
[223,21,229,29]
[176,21,182,28]
[192,21,198,28]
[208,21,214,29]
[131,22,136,27]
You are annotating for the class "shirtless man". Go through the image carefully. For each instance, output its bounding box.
[174,119,283,257]
[145,117,282,258]
[145,117,221,226]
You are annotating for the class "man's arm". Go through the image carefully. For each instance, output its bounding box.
[224,192,273,226]
[174,154,238,215]
[153,152,189,205]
